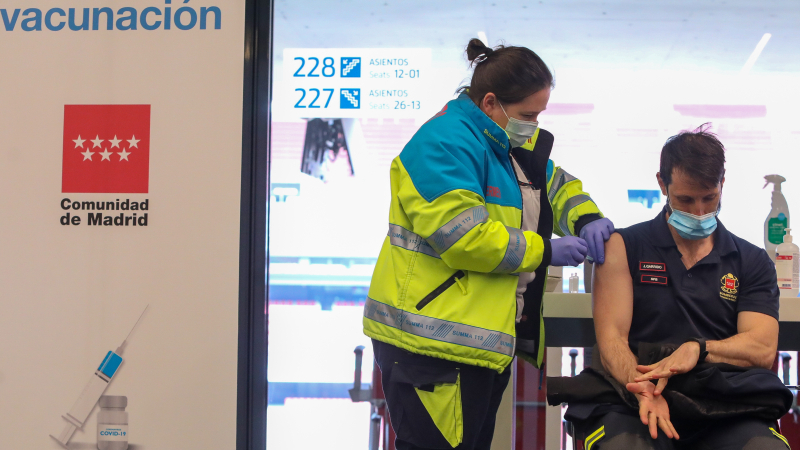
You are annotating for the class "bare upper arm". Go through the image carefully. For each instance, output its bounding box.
[737,311,779,353]
[592,233,635,346]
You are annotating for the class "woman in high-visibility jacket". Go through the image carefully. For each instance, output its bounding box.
[364,39,615,450]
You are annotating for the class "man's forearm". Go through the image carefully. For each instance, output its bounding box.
[707,332,776,369]
[599,336,642,385]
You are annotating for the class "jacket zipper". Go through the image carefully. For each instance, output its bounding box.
[511,152,526,358]
[415,270,466,311]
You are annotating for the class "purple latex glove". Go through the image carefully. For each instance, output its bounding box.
[579,218,615,264]
[550,236,589,267]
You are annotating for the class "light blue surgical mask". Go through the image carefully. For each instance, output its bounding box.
[499,103,538,148]
[666,199,719,240]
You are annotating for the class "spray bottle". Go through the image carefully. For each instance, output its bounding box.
[777,228,800,297]
[765,175,789,262]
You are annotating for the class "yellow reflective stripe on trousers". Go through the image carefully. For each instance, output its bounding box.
[558,194,592,237]
[585,425,605,450]
[427,206,489,254]
[547,168,577,202]
[770,427,791,449]
[388,223,441,259]
[364,297,515,357]
[492,227,525,273]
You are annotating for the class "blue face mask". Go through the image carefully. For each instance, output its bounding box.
[667,200,719,240]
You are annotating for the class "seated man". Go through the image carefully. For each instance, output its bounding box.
[564,128,791,449]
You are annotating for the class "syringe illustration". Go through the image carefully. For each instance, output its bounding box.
[50,305,148,448]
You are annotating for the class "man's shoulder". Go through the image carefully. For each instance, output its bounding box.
[727,230,761,251]
[618,220,652,235]
[726,230,772,266]
[615,215,658,244]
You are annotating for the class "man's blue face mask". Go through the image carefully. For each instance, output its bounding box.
[666,196,720,240]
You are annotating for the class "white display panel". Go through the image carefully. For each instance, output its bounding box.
[279,48,433,119]
[0,1,247,448]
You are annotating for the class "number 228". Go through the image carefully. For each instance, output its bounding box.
[293,57,335,77]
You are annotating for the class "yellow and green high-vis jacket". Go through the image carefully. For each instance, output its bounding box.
[364,93,602,372]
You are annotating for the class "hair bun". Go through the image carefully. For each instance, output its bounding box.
[466,38,493,65]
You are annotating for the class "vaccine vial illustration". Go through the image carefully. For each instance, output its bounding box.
[51,306,147,448]
[97,396,128,450]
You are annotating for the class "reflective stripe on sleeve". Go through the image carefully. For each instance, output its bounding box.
[492,227,526,273]
[547,168,577,203]
[388,224,441,259]
[364,297,515,357]
[427,206,489,254]
[557,194,592,237]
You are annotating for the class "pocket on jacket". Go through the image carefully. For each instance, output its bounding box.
[390,363,464,448]
[416,270,466,311]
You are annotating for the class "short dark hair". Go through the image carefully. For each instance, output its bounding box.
[459,38,554,106]
[660,124,726,189]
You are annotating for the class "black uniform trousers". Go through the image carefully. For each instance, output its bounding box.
[572,410,790,450]
[372,339,512,450]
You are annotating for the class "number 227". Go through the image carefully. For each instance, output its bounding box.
[294,88,334,108]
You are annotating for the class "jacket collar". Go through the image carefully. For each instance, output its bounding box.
[454,93,510,157]
[519,128,541,151]
[650,206,738,258]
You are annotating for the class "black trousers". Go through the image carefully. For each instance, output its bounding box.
[572,410,790,450]
[372,339,512,450]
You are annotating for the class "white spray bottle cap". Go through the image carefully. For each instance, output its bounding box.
[764,174,786,191]
[785,228,793,244]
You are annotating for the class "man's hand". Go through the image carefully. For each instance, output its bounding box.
[633,342,701,394]
[626,381,680,440]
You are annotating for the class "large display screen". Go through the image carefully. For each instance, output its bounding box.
[268,2,800,448]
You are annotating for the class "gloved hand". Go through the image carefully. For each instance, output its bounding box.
[550,236,588,267]
[579,218,615,264]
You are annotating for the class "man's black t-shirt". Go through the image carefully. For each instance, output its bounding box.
[616,208,779,354]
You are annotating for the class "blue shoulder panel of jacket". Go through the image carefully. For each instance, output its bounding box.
[399,104,486,203]
[400,96,522,210]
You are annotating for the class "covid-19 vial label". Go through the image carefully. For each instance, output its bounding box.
[97,395,128,450]
[98,425,128,441]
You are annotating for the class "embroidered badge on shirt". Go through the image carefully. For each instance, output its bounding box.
[640,262,666,272]
[641,274,668,285]
[720,273,739,302]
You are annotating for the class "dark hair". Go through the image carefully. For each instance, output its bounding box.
[459,38,554,106]
[660,124,726,189]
